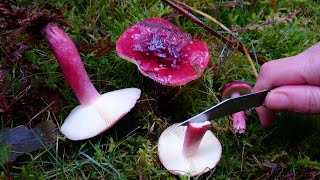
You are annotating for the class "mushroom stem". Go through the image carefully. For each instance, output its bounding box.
[231,91,247,134]
[42,23,100,105]
[182,121,211,157]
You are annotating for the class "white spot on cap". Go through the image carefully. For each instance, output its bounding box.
[131,34,141,40]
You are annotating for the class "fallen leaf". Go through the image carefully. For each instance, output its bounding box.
[282,168,320,180]
[74,33,115,58]
[0,120,58,162]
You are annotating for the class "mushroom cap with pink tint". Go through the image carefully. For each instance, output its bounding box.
[116,17,210,86]
[158,123,222,176]
[221,81,252,100]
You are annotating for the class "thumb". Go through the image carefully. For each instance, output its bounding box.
[265,85,320,114]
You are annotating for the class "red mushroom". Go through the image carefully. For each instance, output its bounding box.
[221,81,253,134]
[42,23,141,141]
[158,121,222,176]
[116,17,210,86]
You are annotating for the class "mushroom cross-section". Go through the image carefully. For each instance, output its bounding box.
[116,17,210,86]
[158,121,222,176]
[42,23,141,141]
[221,81,253,134]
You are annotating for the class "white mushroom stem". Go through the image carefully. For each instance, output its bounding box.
[183,121,211,157]
[231,92,247,134]
[42,23,141,141]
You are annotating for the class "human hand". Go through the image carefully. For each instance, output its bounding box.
[253,42,320,126]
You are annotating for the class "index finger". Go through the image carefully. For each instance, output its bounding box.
[253,42,320,91]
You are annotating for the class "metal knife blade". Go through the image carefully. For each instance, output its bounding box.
[178,89,271,126]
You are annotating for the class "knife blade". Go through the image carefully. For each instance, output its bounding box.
[178,89,271,126]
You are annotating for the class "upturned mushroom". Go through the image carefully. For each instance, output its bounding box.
[158,121,222,176]
[42,23,141,141]
[221,81,253,134]
[116,17,210,86]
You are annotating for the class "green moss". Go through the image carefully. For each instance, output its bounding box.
[1,0,320,179]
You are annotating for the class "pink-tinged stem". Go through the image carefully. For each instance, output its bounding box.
[42,23,100,105]
[231,92,246,134]
[183,121,211,157]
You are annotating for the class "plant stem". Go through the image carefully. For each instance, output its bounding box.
[183,121,211,157]
[174,0,234,35]
[42,23,100,105]
[162,0,232,49]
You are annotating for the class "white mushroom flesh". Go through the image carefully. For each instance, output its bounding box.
[158,122,222,176]
[61,88,141,141]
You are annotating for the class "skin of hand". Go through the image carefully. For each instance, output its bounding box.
[253,42,320,126]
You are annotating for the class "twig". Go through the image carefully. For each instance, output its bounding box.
[233,10,300,32]
[162,0,258,77]
[252,154,263,169]
[243,46,258,78]
[175,0,258,77]
[174,0,234,35]
[241,144,245,172]
[217,0,245,8]
[162,0,233,47]
[214,44,231,74]
[26,101,55,126]
[202,0,245,11]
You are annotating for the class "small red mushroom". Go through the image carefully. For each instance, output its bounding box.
[158,121,222,176]
[42,23,141,141]
[116,17,210,86]
[221,81,253,134]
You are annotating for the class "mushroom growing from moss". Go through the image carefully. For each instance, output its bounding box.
[221,81,253,134]
[116,17,210,86]
[158,121,222,176]
[42,23,141,141]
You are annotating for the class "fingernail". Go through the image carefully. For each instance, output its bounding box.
[267,92,289,110]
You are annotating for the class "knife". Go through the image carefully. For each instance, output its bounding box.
[178,89,271,126]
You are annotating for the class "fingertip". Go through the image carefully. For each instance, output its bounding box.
[256,106,275,127]
[253,61,274,92]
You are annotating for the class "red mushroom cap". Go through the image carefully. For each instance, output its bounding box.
[221,81,252,100]
[116,17,210,86]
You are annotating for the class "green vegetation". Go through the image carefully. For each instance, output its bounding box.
[1,0,320,179]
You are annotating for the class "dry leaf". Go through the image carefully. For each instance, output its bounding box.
[0,120,58,162]
[269,0,277,13]
[75,33,115,58]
